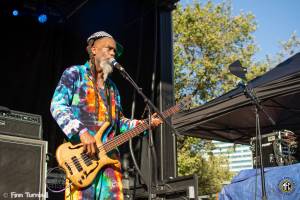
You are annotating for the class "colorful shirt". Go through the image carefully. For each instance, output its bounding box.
[50,61,139,200]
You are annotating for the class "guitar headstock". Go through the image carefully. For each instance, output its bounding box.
[179,95,192,110]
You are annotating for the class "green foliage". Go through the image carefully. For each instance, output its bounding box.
[264,32,300,68]
[247,32,300,81]
[177,137,234,196]
[173,0,263,105]
[173,0,300,197]
[173,0,259,196]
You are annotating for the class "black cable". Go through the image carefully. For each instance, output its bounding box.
[128,0,150,195]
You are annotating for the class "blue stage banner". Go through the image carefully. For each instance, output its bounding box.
[219,163,300,200]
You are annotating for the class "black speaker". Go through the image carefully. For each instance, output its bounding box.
[0,134,47,200]
[0,110,42,140]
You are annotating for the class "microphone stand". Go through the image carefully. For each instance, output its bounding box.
[241,82,276,200]
[114,65,179,199]
[146,104,154,200]
[114,66,180,137]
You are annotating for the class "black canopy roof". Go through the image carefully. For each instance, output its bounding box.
[172,52,300,143]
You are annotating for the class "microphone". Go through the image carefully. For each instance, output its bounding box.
[110,58,124,71]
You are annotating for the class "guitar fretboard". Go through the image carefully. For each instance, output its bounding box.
[102,104,181,153]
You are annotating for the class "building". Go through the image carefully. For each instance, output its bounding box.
[212,141,253,173]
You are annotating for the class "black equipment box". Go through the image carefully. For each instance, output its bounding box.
[0,109,42,140]
[250,130,298,168]
[123,175,198,200]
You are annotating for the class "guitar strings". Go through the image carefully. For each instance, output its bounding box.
[62,106,179,171]
[63,119,151,171]
[62,105,180,171]
[62,120,151,171]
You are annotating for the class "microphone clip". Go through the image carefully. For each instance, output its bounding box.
[110,58,125,71]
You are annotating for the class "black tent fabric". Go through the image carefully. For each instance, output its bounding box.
[172,52,300,143]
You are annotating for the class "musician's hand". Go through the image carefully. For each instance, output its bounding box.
[150,113,163,128]
[79,131,97,156]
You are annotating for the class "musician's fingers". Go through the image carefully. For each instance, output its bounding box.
[157,119,162,125]
[154,118,162,126]
[150,113,163,127]
[152,113,158,119]
[91,143,96,155]
[82,144,87,153]
[87,144,92,156]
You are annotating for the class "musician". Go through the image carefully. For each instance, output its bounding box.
[50,31,162,200]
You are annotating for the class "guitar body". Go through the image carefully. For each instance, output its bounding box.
[56,122,118,188]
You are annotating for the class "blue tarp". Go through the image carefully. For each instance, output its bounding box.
[219,163,300,200]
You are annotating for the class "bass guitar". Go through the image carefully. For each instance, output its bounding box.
[56,97,191,188]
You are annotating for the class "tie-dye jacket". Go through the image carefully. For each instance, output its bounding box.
[50,61,139,200]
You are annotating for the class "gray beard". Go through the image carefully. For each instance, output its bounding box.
[100,60,113,81]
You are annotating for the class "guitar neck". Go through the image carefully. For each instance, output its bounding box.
[103,104,181,153]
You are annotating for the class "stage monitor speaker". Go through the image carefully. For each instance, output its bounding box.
[0,110,42,140]
[0,134,47,200]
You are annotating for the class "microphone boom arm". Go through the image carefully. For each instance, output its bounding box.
[110,59,181,137]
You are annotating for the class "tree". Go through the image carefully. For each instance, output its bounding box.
[177,137,234,196]
[173,0,263,105]
[173,0,263,196]
[173,0,300,197]
[265,31,300,68]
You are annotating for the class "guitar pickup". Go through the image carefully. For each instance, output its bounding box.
[64,162,73,175]
[81,152,93,166]
[71,156,83,172]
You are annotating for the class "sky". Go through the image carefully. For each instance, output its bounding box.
[179,0,300,61]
